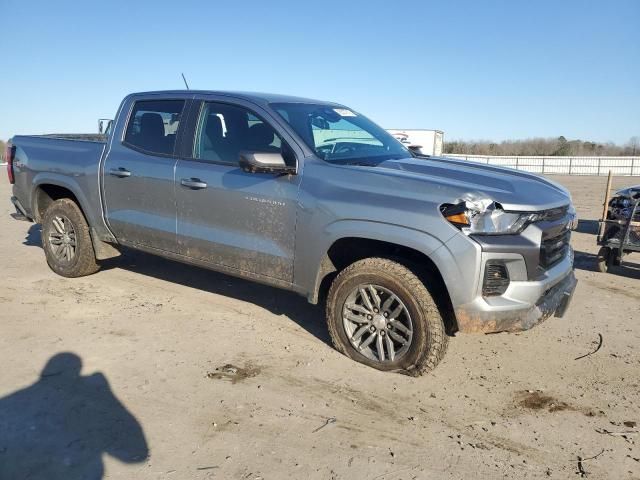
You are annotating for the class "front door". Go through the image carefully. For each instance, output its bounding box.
[175,101,300,282]
[103,98,186,252]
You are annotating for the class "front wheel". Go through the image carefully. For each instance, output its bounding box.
[326,258,448,375]
[42,198,100,278]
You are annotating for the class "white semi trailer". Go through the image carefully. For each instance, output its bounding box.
[387,129,444,156]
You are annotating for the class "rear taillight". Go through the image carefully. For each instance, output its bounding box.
[5,142,15,184]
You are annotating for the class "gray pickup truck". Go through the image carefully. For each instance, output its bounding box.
[7,90,577,374]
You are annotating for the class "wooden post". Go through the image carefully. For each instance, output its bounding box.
[598,170,613,240]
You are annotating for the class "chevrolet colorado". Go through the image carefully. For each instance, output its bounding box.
[7,91,577,374]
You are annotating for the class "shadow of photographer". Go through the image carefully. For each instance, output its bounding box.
[0,352,148,479]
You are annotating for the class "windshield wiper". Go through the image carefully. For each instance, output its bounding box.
[339,160,378,167]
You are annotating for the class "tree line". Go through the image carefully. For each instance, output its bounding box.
[444,136,640,157]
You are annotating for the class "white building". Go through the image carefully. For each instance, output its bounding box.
[387,129,444,156]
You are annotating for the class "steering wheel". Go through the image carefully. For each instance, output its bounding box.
[316,144,333,157]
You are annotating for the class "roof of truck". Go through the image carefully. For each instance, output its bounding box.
[130,90,342,106]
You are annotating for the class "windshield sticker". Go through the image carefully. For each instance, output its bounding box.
[333,108,357,117]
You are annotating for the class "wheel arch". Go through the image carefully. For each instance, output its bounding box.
[31,175,91,224]
[31,177,120,261]
[306,224,458,334]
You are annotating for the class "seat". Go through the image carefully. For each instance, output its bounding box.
[246,123,276,151]
[138,113,168,154]
[200,115,225,161]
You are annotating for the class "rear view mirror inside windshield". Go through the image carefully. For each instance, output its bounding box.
[311,116,330,130]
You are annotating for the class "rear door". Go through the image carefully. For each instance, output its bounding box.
[174,98,301,282]
[102,97,188,252]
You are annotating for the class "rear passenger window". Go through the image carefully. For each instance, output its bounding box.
[124,100,185,156]
[193,102,283,164]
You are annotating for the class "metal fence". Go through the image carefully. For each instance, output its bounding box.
[446,155,640,176]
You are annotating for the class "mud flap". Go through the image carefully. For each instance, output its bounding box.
[10,196,32,222]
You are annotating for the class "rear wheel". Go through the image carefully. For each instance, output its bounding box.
[42,198,100,277]
[326,258,448,375]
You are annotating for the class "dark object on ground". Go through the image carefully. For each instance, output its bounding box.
[206,364,260,384]
[576,449,605,478]
[312,417,337,433]
[574,333,603,360]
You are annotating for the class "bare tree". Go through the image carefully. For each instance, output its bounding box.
[627,136,639,156]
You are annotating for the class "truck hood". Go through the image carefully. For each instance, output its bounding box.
[377,156,572,211]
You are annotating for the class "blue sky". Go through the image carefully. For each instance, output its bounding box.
[1,0,638,144]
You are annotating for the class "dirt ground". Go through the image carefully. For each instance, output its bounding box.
[1,174,639,480]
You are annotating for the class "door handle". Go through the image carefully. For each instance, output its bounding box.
[180,178,208,189]
[109,168,131,178]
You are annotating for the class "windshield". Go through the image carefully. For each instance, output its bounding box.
[271,102,410,164]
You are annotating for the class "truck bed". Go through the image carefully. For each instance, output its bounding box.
[9,134,107,232]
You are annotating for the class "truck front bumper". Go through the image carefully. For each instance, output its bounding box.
[454,252,577,334]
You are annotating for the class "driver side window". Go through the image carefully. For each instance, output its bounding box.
[194,102,283,165]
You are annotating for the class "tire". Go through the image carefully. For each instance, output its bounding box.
[41,198,100,278]
[326,257,448,376]
[612,251,622,266]
[596,247,610,273]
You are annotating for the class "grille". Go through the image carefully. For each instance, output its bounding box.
[540,229,571,269]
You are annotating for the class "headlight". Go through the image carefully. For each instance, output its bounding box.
[441,196,541,235]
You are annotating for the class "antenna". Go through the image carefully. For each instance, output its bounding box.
[181,73,190,90]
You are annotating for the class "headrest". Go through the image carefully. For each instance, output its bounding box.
[140,112,165,138]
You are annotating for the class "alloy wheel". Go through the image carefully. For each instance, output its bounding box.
[342,284,414,363]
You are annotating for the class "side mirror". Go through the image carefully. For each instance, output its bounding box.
[239,151,296,175]
[98,118,113,135]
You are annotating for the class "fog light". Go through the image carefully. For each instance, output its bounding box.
[483,261,510,296]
